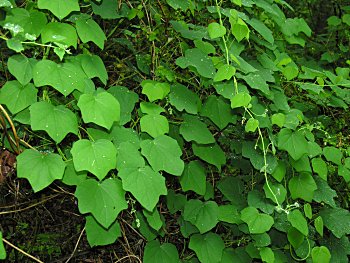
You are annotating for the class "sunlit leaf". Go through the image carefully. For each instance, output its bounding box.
[38,0,79,20]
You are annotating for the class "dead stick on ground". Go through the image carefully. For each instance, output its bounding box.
[64,226,85,263]
[2,238,44,263]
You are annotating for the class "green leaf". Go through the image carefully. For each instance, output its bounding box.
[0,81,37,114]
[218,205,242,224]
[166,0,189,11]
[214,64,236,82]
[144,240,180,263]
[180,114,215,144]
[217,177,246,209]
[38,0,79,20]
[231,18,249,42]
[311,157,328,180]
[313,177,337,208]
[245,118,259,132]
[230,92,251,108]
[29,101,78,143]
[116,142,144,170]
[278,128,309,160]
[33,60,88,96]
[201,95,235,130]
[0,232,6,260]
[140,102,165,115]
[208,22,226,39]
[140,135,184,176]
[323,146,343,165]
[287,210,308,236]
[71,139,117,181]
[189,233,225,263]
[176,48,216,78]
[7,54,37,85]
[143,208,163,231]
[17,149,66,192]
[108,86,138,125]
[311,246,331,263]
[248,190,275,215]
[241,207,274,234]
[0,0,12,7]
[141,80,170,102]
[5,8,47,37]
[169,83,201,114]
[320,235,350,263]
[260,247,274,263]
[288,227,304,249]
[140,114,169,138]
[192,143,226,171]
[166,190,187,214]
[85,215,121,247]
[76,17,106,49]
[247,18,274,44]
[271,113,286,128]
[314,216,324,237]
[62,160,87,186]
[6,38,24,52]
[76,54,108,85]
[78,91,120,130]
[91,0,128,19]
[184,199,218,233]
[118,166,167,211]
[41,22,78,48]
[180,161,206,195]
[304,203,312,219]
[263,182,286,204]
[272,161,286,182]
[75,178,127,228]
[288,173,317,202]
[320,207,350,238]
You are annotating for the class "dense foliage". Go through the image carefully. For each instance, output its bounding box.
[0,0,350,262]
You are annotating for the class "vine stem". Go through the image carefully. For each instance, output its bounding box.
[2,238,44,263]
[0,104,20,154]
[215,0,230,65]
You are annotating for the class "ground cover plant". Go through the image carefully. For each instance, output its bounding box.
[0,0,350,262]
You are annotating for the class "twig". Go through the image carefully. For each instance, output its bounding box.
[114,254,142,263]
[64,226,85,263]
[2,238,44,263]
[0,104,20,154]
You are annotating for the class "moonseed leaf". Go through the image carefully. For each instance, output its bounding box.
[141,80,170,102]
[241,206,274,234]
[230,92,251,108]
[17,149,66,192]
[311,246,331,263]
[140,114,169,138]
[180,161,206,195]
[33,60,88,96]
[287,210,309,236]
[38,0,79,20]
[75,178,127,228]
[8,54,37,85]
[208,22,226,39]
[180,114,215,144]
[0,81,37,114]
[76,54,108,84]
[30,101,78,143]
[41,22,78,48]
[118,166,167,211]
[214,64,236,82]
[176,48,216,78]
[192,143,226,171]
[288,173,317,202]
[78,91,120,130]
[76,17,106,49]
[143,240,180,263]
[169,83,201,114]
[278,128,309,160]
[71,139,117,181]
[0,232,6,259]
[140,135,184,176]
[183,199,219,233]
[85,215,121,247]
[319,207,350,238]
[189,233,225,263]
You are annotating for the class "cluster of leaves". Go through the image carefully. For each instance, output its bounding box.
[0,0,350,262]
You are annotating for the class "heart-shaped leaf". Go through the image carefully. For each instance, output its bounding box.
[118,166,167,211]
[208,22,226,39]
[41,22,78,48]
[38,0,79,20]
[189,233,225,263]
[71,139,117,181]
[143,240,180,263]
[7,54,37,85]
[17,149,66,192]
[78,91,120,130]
[140,114,169,138]
[76,17,106,49]
[180,114,215,144]
[30,101,78,143]
[140,135,184,176]
[0,81,37,114]
[241,206,274,234]
[75,178,127,228]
